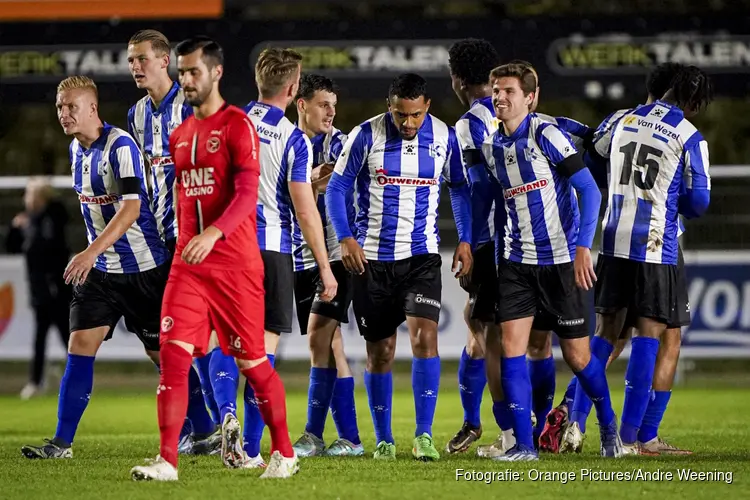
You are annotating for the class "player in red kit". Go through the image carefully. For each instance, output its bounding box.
[130,36,299,482]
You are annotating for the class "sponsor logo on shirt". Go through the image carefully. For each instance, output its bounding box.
[504,178,549,199]
[374,167,438,187]
[151,156,174,167]
[78,193,119,205]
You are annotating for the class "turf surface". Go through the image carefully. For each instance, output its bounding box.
[1,386,747,499]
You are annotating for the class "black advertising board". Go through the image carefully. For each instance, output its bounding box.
[1,15,748,104]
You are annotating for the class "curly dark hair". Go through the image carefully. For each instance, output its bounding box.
[667,65,713,113]
[388,73,429,101]
[448,38,500,86]
[645,62,684,99]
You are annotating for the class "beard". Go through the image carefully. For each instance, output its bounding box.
[184,86,210,107]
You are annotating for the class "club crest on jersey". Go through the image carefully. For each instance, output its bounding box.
[206,137,220,153]
[168,120,179,133]
[524,148,539,162]
[97,160,108,176]
[429,143,443,158]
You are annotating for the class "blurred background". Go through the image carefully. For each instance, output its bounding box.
[0,0,749,396]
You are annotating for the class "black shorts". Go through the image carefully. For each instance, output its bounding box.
[69,262,171,351]
[596,249,689,328]
[496,259,588,339]
[352,253,442,343]
[465,242,499,323]
[262,250,294,334]
[294,261,352,334]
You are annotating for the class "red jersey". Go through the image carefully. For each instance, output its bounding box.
[170,103,261,269]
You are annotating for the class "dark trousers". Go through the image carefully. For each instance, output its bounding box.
[30,301,70,385]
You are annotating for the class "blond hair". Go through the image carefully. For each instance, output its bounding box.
[57,75,98,100]
[26,176,56,201]
[255,47,302,97]
[128,29,171,55]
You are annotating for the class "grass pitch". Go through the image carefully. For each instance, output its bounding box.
[1,383,748,499]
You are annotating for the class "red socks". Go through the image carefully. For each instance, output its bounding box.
[241,360,294,458]
[157,342,193,468]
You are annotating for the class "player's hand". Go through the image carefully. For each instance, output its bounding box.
[182,226,222,265]
[574,246,597,290]
[12,212,29,229]
[311,163,335,192]
[341,237,367,275]
[452,242,473,278]
[317,265,338,303]
[64,249,97,286]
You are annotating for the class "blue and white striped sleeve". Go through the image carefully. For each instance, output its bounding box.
[679,133,711,219]
[536,123,578,169]
[445,127,472,244]
[287,129,313,183]
[326,124,372,241]
[126,105,138,146]
[329,131,347,162]
[555,116,593,146]
[455,115,488,169]
[110,136,144,200]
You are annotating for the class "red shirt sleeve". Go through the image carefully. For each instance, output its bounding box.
[211,114,260,238]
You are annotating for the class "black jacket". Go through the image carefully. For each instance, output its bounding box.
[6,200,71,307]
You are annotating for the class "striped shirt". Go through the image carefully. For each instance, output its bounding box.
[70,123,169,273]
[292,127,352,271]
[331,112,467,261]
[536,113,592,149]
[244,101,313,254]
[597,101,710,264]
[455,96,498,248]
[482,113,581,265]
[127,82,191,244]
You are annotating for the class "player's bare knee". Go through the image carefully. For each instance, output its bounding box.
[366,337,396,373]
[596,311,626,344]
[634,317,667,339]
[409,320,438,358]
[527,329,551,360]
[559,338,590,372]
[264,330,280,356]
[68,327,108,356]
[145,349,160,365]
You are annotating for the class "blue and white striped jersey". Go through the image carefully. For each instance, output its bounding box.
[127,82,191,244]
[592,107,687,238]
[536,113,591,149]
[597,101,710,264]
[70,123,169,274]
[332,112,467,261]
[244,101,313,254]
[292,127,353,271]
[482,113,581,265]
[455,96,498,248]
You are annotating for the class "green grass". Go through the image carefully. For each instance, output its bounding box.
[1,386,748,499]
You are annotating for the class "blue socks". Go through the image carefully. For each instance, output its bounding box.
[570,336,614,433]
[209,347,239,424]
[413,356,440,437]
[186,365,216,435]
[562,377,578,407]
[305,367,337,439]
[331,376,360,444]
[529,356,555,438]
[492,400,513,431]
[501,355,534,449]
[364,370,394,444]
[458,348,486,428]
[573,356,615,428]
[638,390,671,443]
[194,351,220,425]
[54,353,95,446]
[621,337,660,444]
[243,353,274,457]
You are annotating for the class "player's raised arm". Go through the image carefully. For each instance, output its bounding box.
[536,122,601,289]
[444,127,473,277]
[679,134,711,219]
[211,116,261,237]
[326,124,370,274]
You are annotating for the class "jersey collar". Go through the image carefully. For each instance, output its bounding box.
[498,113,531,143]
[81,122,113,153]
[150,81,180,115]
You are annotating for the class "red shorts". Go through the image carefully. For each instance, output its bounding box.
[160,264,265,360]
